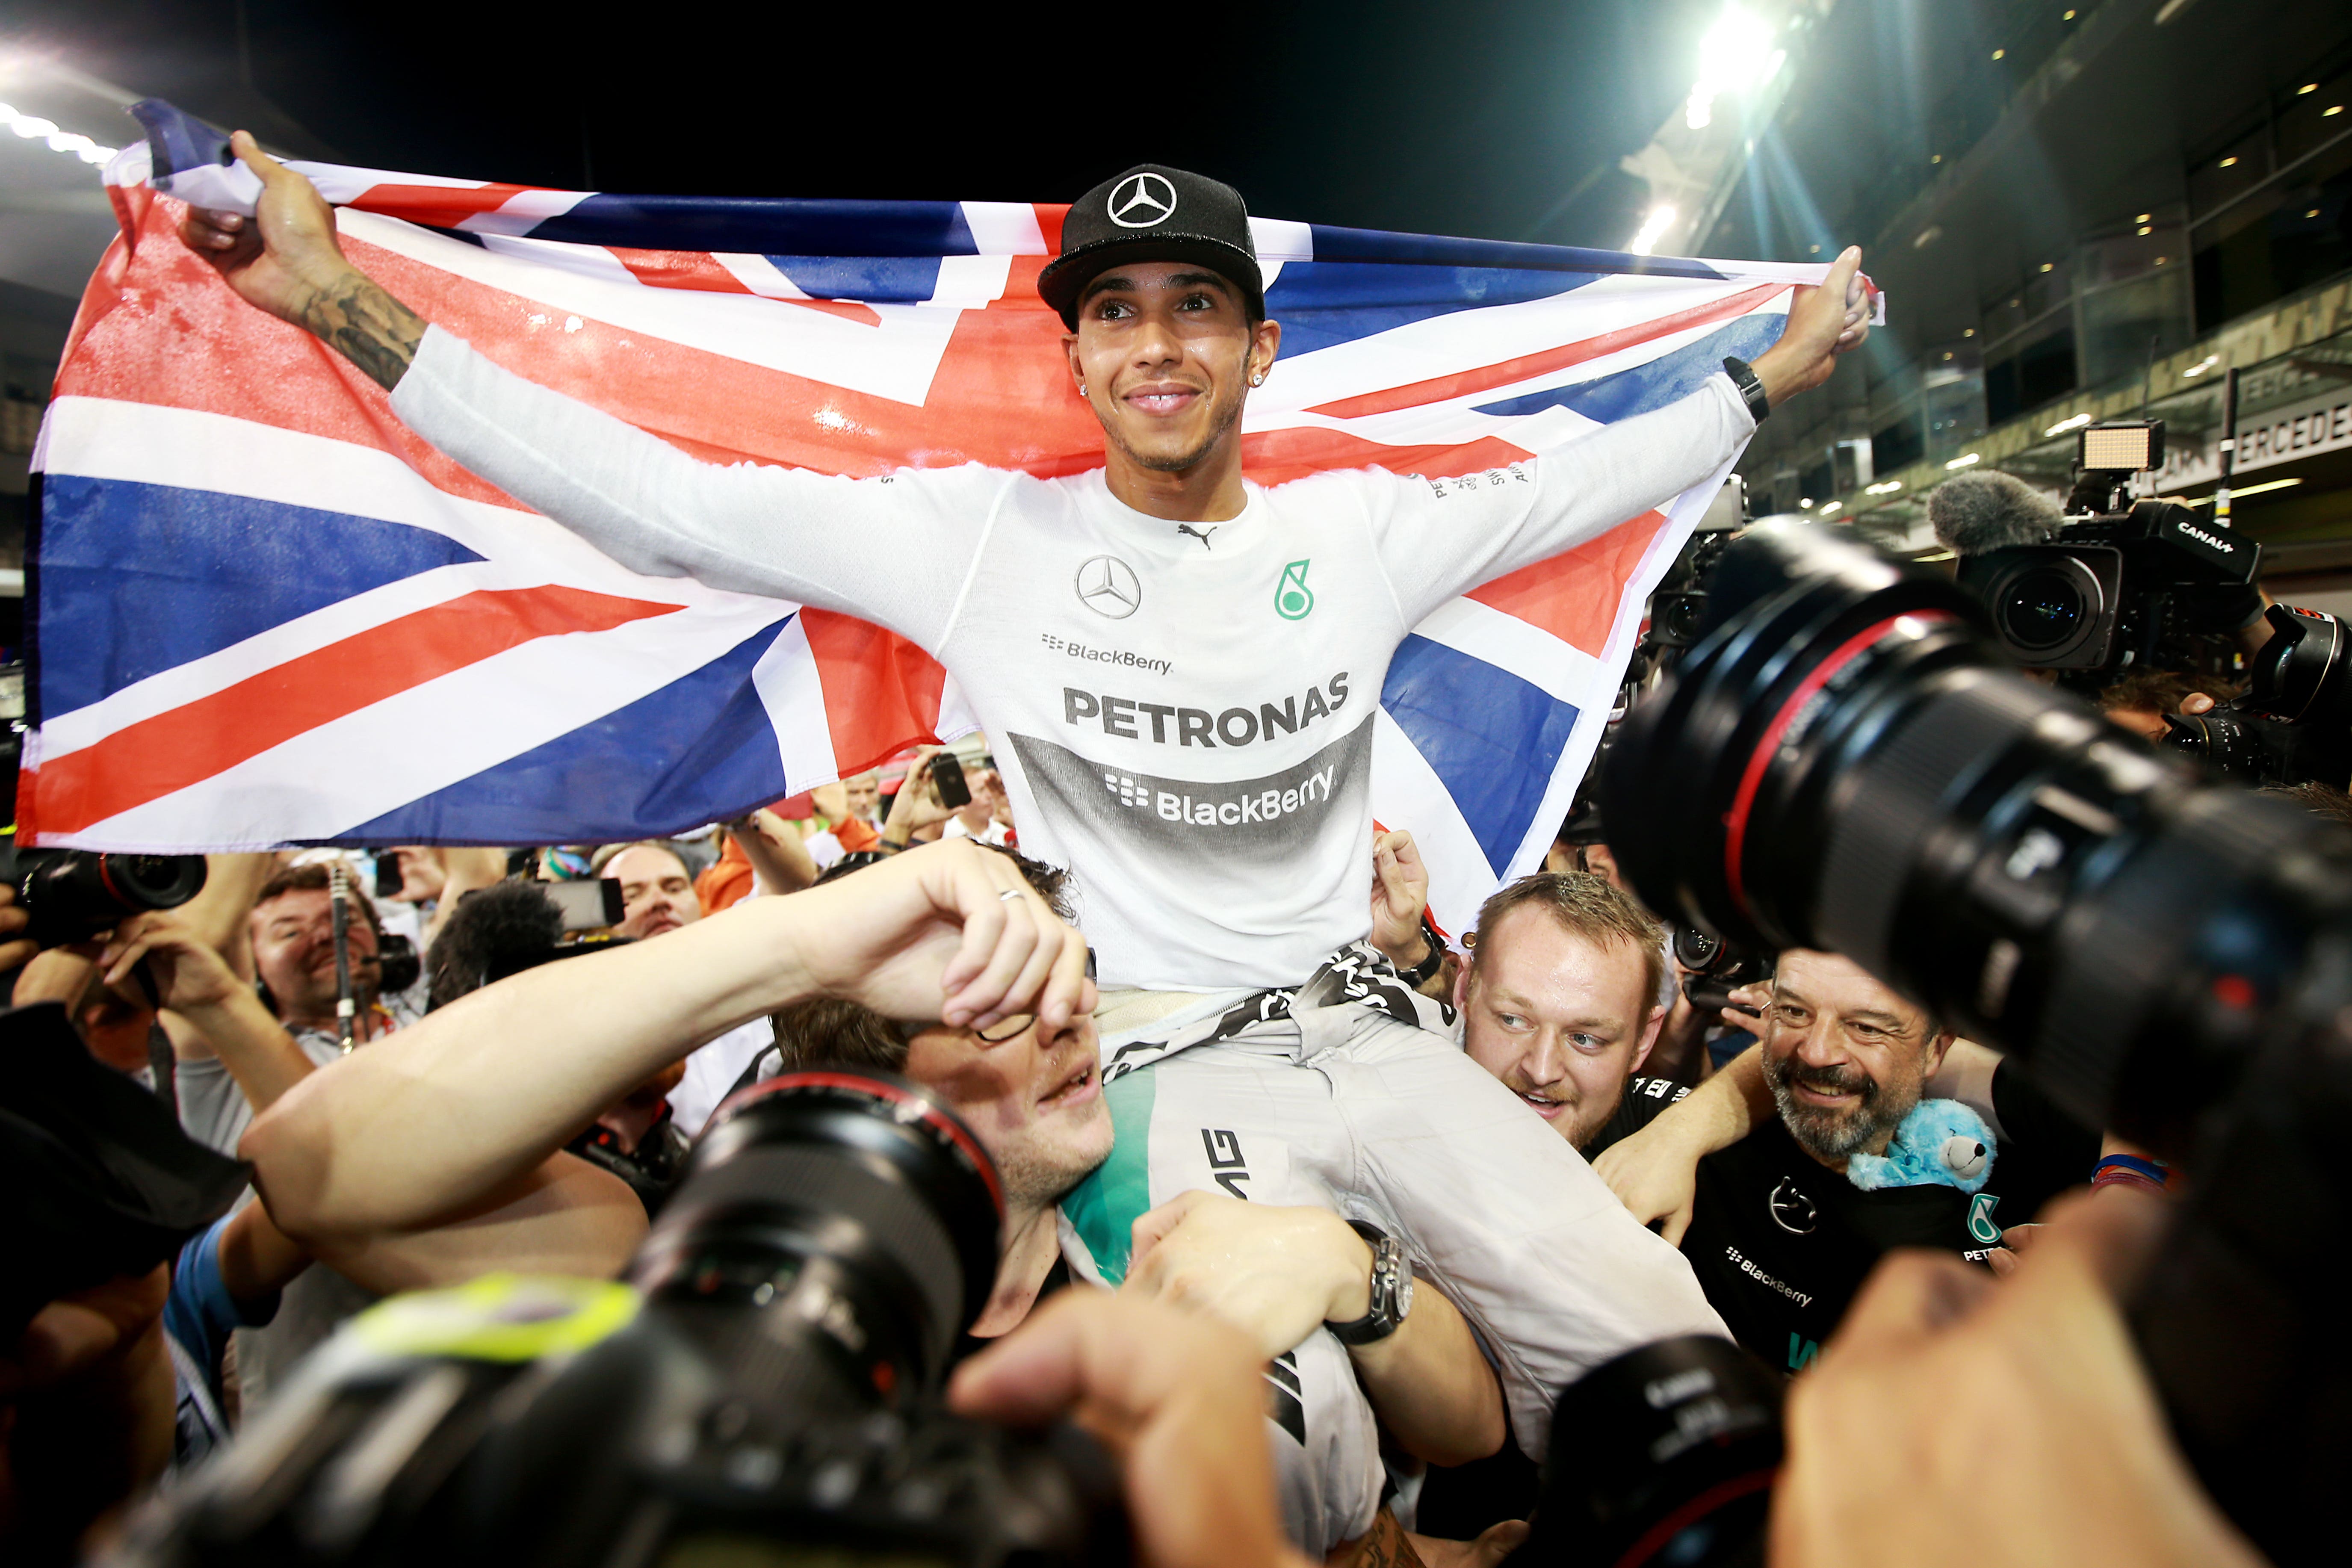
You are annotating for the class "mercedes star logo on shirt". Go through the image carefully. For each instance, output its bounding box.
[1075,555,1143,618]
[1107,172,1178,229]
[1768,1176,1819,1235]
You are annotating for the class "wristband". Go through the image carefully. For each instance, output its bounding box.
[1722,356,1771,425]
[1326,1220,1415,1347]
[1395,927,1446,987]
[2091,1153,2169,1194]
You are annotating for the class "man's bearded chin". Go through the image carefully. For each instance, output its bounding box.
[1765,1052,1914,1161]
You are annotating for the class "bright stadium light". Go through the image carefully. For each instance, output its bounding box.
[1944,452,1982,470]
[2044,412,2093,438]
[1629,204,1677,255]
[0,104,118,164]
[1685,7,1784,130]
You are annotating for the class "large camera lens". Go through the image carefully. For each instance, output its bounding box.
[1512,1335,1782,1568]
[632,1070,1005,1408]
[9,848,209,947]
[1996,565,2085,652]
[1598,522,2352,1151]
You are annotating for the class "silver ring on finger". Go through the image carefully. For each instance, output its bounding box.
[998,888,1024,903]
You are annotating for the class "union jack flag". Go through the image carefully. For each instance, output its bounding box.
[26,108,1850,935]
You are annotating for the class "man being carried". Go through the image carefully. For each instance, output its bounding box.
[245,843,1714,1557]
[179,144,1869,1000]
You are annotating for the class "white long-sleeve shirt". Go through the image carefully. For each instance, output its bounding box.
[391,328,1752,989]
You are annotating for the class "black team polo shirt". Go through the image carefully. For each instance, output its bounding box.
[1418,1063,2095,1541]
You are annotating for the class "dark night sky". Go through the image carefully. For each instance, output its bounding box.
[7,0,1711,249]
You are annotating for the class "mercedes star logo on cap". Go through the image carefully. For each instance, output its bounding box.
[1107,171,1179,229]
[1075,555,1143,618]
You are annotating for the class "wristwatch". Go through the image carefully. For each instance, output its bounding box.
[1326,1220,1415,1347]
[1722,355,1771,425]
[1395,927,1445,988]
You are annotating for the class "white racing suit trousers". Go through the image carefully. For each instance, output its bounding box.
[1058,946,1731,1553]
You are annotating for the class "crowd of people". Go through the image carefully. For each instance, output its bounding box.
[9,729,2308,1565]
[0,145,2286,1568]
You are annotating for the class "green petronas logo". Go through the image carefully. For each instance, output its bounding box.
[1967,1192,2001,1245]
[1275,559,1315,620]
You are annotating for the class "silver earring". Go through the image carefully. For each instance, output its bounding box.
[1078,383,1087,396]
[1250,372,1264,386]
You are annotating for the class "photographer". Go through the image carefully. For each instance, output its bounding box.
[1590,951,2098,1370]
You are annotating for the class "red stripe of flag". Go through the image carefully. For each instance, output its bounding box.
[1306,282,1785,420]
[27,585,686,837]
[1465,511,1669,658]
[801,609,948,778]
[347,183,547,228]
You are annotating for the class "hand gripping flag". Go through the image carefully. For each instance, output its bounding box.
[26,103,1866,935]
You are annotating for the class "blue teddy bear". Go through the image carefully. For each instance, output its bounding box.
[1845,1098,1995,1194]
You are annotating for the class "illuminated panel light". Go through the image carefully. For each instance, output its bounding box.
[2082,425,2157,470]
[2298,82,2317,94]
[2137,225,2153,236]
[1628,204,1677,256]
[2327,106,2344,118]
[1818,500,1842,516]
[1944,452,1982,470]
[2187,478,2302,506]
[1864,480,1904,495]
[2220,156,2240,168]
[2045,412,2094,437]
[2181,354,2221,377]
[0,104,118,163]
[1992,48,2006,60]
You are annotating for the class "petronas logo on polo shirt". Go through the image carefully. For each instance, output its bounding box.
[1275,559,1315,620]
[1968,1192,2002,1245]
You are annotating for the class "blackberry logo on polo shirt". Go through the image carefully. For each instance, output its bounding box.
[1011,723,1371,860]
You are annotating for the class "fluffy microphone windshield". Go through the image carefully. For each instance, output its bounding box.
[1928,470,2064,555]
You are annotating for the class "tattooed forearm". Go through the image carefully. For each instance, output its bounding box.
[297,271,426,393]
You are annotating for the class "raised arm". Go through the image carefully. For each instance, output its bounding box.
[1374,250,1874,625]
[100,911,316,1109]
[730,809,818,896]
[180,133,423,392]
[242,840,1094,1242]
[179,136,995,647]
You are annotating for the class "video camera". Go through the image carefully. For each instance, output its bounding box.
[1575,518,2347,1565]
[1951,420,2264,678]
[110,1071,1126,1568]
[2162,600,2352,789]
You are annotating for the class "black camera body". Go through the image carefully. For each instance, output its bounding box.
[112,1072,1126,1568]
[2163,602,2352,789]
[0,842,209,948]
[1956,499,2259,672]
[1596,520,2352,1564]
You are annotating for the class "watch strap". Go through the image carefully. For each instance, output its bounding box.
[1722,355,1771,425]
[1326,1220,1413,1347]
[1396,927,1445,986]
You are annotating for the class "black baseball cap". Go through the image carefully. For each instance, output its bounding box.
[1037,164,1265,331]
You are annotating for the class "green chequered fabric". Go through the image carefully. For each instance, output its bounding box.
[1060,1069,1157,1285]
